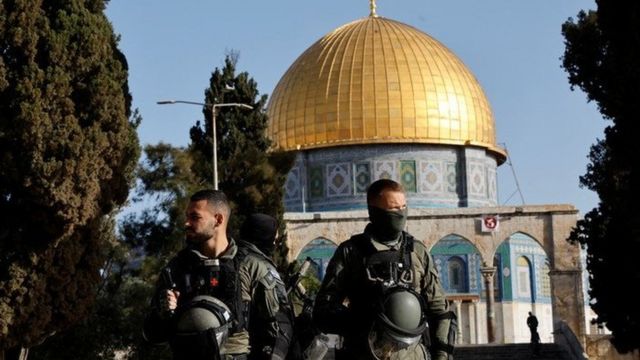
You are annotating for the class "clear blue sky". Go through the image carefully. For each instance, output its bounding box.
[106,0,601,216]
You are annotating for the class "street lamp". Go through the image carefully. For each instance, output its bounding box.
[157,99,254,190]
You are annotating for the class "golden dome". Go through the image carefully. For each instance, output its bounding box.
[267,15,506,161]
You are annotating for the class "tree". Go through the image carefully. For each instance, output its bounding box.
[0,0,140,357]
[31,55,294,359]
[30,142,195,360]
[128,54,294,268]
[28,230,171,360]
[190,54,294,267]
[562,2,640,352]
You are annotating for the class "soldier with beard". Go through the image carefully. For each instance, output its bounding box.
[143,190,287,360]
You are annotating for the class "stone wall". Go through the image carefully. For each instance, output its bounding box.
[586,335,640,360]
[284,204,586,346]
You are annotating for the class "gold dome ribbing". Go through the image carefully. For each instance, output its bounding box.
[267,16,506,161]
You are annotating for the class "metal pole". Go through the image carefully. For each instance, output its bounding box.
[156,100,253,191]
[212,106,218,190]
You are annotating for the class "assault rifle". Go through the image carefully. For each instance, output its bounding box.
[286,257,330,360]
[286,256,314,298]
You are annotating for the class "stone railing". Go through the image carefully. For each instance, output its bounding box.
[554,320,588,360]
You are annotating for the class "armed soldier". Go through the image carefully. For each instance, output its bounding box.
[238,213,296,360]
[313,179,456,360]
[143,190,291,360]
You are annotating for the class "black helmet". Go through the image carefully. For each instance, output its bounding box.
[368,287,428,360]
[175,295,233,346]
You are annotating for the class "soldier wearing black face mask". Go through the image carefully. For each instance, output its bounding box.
[313,179,457,360]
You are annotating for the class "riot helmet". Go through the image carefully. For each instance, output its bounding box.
[175,295,233,347]
[368,287,428,360]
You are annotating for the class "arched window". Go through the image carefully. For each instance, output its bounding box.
[447,257,467,292]
[296,238,338,280]
[517,256,533,301]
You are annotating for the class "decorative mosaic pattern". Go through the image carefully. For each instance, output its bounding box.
[487,167,497,202]
[308,166,324,198]
[400,160,417,192]
[469,253,479,292]
[326,163,351,197]
[507,233,551,302]
[286,145,499,211]
[285,166,301,201]
[541,264,551,297]
[431,235,482,293]
[510,233,546,255]
[445,162,458,193]
[374,160,398,181]
[468,162,486,196]
[353,162,371,194]
[419,161,443,193]
[435,257,443,277]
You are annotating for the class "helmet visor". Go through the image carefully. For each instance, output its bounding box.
[368,324,422,360]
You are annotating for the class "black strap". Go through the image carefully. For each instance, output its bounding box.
[431,311,457,321]
[232,250,249,332]
[401,232,414,271]
[351,232,414,264]
[352,232,415,285]
[431,340,455,355]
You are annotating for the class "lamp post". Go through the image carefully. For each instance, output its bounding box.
[157,100,253,190]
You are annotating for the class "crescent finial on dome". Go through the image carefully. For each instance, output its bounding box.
[369,0,378,17]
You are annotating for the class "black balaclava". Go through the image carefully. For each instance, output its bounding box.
[240,213,277,256]
[367,206,408,243]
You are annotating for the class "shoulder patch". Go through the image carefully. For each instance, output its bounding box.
[266,267,281,282]
[259,268,279,289]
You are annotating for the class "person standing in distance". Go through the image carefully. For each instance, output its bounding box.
[527,311,541,356]
[313,179,456,360]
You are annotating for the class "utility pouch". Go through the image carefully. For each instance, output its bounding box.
[428,311,457,358]
[447,313,458,353]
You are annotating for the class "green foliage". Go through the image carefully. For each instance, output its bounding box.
[189,55,295,270]
[121,55,294,271]
[562,3,640,352]
[125,143,199,258]
[30,240,171,360]
[36,54,294,359]
[0,0,140,352]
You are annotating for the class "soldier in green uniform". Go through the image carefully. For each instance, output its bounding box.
[143,190,292,360]
[238,213,296,360]
[313,179,456,360]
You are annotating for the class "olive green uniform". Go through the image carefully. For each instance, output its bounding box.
[313,230,454,360]
[239,241,295,360]
[143,239,292,360]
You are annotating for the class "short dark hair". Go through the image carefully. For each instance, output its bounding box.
[366,179,405,205]
[190,189,230,217]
